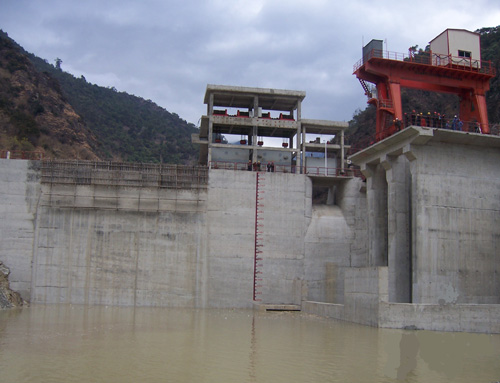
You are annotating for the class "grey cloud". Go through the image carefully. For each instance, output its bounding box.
[1,0,499,125]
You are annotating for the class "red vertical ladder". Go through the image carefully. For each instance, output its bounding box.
[253,172,265,301]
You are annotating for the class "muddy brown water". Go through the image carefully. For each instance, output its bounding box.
[0,305,499,382]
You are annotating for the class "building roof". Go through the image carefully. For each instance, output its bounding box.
[204,84,306,111]
[301,119,348,134]
[429,28,480,44]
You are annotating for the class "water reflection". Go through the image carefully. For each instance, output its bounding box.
[0,305,499,383]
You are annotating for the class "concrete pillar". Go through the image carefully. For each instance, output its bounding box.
[252,126,258,163]
[252,95,258,163]
[297,122,302,170]
[365,163,388,267]
[297,101,302,172]
[383,155,411,303]
[301,126,307,174]
[207,93,214,167]
[327,186,335,205]
[340,130,345,170]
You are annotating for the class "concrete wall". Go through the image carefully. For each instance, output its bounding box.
[303,266,388,326]
[33,183,208,307]
[0,160,40,299]
[338,127,500,333]
[366,164,388,267]
[304,156,337,171]
[304,205,351,303]
[351,129,500,307]
[211,147,294,168]
[205,170,256,307]
[344,266,389,326]
[304,270,500,334]
[385,155,411,303]
[206,169,311,307]
[304,177,368,304]
[1,160,366,310]
[411,141,500,304]
[2,152,499,333]
[379,303,500,333]
[337,178,369,267]
[211,147,250,165]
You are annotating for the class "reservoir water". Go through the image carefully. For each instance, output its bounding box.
[0,305,499,382]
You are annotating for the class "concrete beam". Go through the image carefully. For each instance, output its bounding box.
[403,144,417,162]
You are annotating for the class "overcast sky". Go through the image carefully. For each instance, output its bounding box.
[2,0,499,127]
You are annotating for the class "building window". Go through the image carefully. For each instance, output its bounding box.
[458,50,471,58]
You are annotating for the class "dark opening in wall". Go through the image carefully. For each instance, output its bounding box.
[312,185,335,205]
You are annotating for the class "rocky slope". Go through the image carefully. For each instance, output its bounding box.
[0,262,24,309]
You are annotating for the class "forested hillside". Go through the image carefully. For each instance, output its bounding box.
[346,26,500,149]
[0,30,199,163]
[0,32,99,160]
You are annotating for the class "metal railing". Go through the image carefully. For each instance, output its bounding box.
[209,160,363,178]
[41,160,208,189]
[210,160,298,174]
[304,166,362,178]
[354,49,496,76]
[346,119,500,155]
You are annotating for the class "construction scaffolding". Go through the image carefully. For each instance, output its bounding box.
[41,160,208,190]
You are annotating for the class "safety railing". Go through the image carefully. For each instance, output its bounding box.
[354,49,496,76]
[41,160,208,189]
[402,116,500,135]
[304,166,363,178]
[0,150,44,160]
[209,161,363,178]
[210,160,298,174]
[346,119,500,154]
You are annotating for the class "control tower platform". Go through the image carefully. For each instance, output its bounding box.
[193,84,349,174]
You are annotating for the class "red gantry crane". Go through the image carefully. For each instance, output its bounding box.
[353,29,496,142]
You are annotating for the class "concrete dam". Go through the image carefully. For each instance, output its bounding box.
[2,125,500,335]
[1,159,365,310]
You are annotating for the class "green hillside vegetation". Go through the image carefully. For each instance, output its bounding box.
[346,26,500,150]
[0,32,99,159]
[29,60,199,163]
[0,30,199,164]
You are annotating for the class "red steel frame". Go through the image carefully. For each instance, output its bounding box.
[354,49,496,141]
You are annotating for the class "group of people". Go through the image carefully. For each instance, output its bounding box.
[401,111,469,131]
[247,160,275,172]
